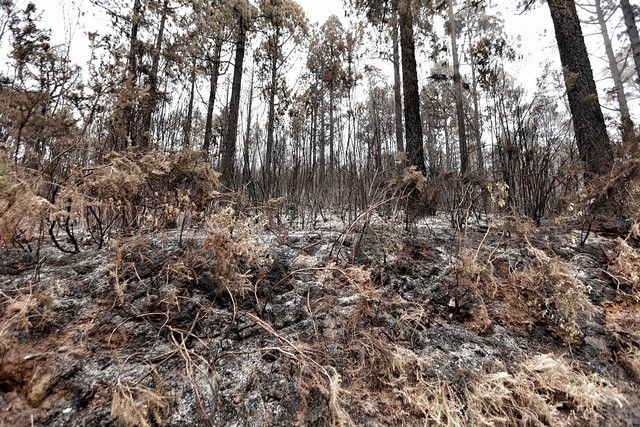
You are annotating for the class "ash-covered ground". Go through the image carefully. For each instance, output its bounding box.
[1,216,639,426]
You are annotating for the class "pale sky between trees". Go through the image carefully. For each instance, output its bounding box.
[14,0,639,124]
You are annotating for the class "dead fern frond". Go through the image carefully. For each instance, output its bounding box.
[467,354,626,427]
[607,238,640,290]
[619,347,640,382]
[0,155,52,247]
[111,377,169,427]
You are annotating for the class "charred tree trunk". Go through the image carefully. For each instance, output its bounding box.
[547,0,613,179]
[595,0,634,141]
[184,59,196,148]
[203,39,223,154]
[443,116,452,172]
[392,10,405,154]
[621,0,640,83]
[425,123,438,177]
[265,29,279,199]
[371,94,383,171]
[126,0,142,92]
[140,0,168,150]
[126,0,143,149]
[470,61,485,176]
[319,99,326,183]
[243,69,255,200]
[397,0,427,175]
[112,0,142,151]
[311,105,318,191]
[447,0,468,175]
[329,88,335,175]
[221,14,247,189]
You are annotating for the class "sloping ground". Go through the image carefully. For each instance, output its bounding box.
[1,219,639,426]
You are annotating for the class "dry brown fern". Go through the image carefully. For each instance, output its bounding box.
[467,354,625,427]
[111,377,169,427]
[0,155,52,248]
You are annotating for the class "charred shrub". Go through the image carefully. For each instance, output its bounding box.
[66,150,220,246]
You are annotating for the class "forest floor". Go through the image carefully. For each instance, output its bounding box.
[1,215,640,426]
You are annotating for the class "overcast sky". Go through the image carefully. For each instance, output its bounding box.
[25,0,556,88]
[6,0,639,123]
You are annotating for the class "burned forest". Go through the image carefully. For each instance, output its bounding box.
[1,0,640,425]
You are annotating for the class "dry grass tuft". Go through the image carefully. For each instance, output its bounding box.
[468,354,626,427]
[604,298,640,345]
[26,367,55,406]
[69,149,220,241]
[456,241,594,344]
[79,150,219,211]
[468,370,553,426]
[619,347,640,382]
[0,287,53,337]
[173,208,270,299]
[339,334,619,427]
[343,332,465,426]
[518,354,625,423]
[398,379,465,426]
[108,236,148,305]
[503,215,538,238]
[457,236,596,344]
[389,166,440,221]
[603,297,640,382]
[0,155,52,247]
[111,377,169,427]
[1,293,38,332]
[457,249,499,296]
[518,244,595,343]
[607,238,640,290]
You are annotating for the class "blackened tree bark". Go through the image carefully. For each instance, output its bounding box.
[221,14,247,188]
[470,60,485,176]
[397,0,427,175]
[125,0,143,149]
[319,99,326,182]
[329,88,335,174]
[183,58,196,148]
[370,91,383,170]
[447,0,468,175]
[391,10,405,154]
[265,27,279,198]
[621,0,640,83]
[111,0,142,151]
[243,69,256,200]
[547,0,613,179]
[595,0,634,141]
[203,39,223,154]
[140,0,168,150]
